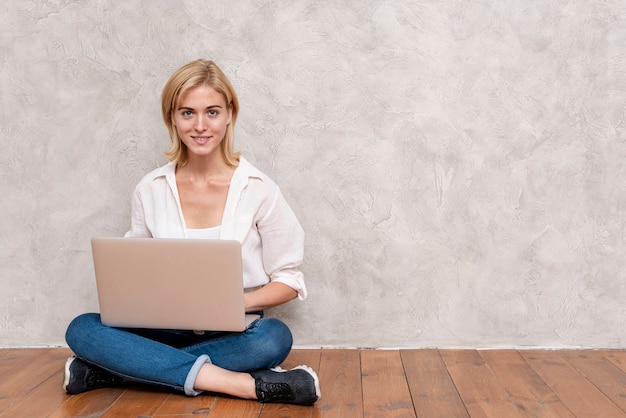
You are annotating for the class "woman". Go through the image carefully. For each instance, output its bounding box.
[63,59,320,406]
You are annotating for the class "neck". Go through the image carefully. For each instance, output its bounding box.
[186,151,229,173]
[177,154,233,185]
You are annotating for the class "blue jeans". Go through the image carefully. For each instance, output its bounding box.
[65,313,293,396]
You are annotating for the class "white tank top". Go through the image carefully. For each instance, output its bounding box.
[185,225,221,240]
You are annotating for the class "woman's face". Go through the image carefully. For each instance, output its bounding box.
[173,84,232,161]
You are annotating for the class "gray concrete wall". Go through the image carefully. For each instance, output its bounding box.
[1,1,624,348]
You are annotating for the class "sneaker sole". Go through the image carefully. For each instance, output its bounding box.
[270,364,322,400]
[62,356,75,393]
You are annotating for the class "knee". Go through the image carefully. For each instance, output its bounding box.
[264,317,293,346]
[65,313,102,349]
[254,318,293,368]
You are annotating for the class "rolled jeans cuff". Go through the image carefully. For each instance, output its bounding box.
[184,354,211,396]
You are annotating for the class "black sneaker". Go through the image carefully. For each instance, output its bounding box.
[251,365,321,406]
[63,356,124,394]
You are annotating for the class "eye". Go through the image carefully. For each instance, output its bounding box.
[208,109,219,117]
[182,110,193,117]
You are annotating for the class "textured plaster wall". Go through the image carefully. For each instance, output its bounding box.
[1,1,624,348]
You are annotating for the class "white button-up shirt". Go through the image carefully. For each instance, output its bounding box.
[124,157,307,300]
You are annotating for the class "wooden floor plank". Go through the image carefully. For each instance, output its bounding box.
[0,349,16,359]
[3,348,626,416]
[315,349,363,418]
[0,400,11,415]
[153,392,219,417]
[0,348,72,416]
[100,386,170,418]
[521,350,626,418]
[0,349,37,414]
[559,350,626,413]
[49,388,126,418]
[0,347,71,400]
[479,350,575,417]
[605,350,626,374]
[440,349,529,418]
[206,397,260,417]
[401,349,469,418]
[361,349,415,418]
[0,369,70,418]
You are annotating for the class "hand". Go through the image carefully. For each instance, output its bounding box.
[244,282,298,312]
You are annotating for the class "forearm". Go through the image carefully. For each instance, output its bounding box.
[244,282,298,312]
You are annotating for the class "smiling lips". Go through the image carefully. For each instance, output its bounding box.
[192,135,212,144]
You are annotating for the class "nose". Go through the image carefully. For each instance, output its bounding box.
[194,115,207,132]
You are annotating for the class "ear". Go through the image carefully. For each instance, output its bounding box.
[227,102,233,125]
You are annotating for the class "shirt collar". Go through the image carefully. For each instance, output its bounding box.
[149,161,176,180]
[149,157,264,182]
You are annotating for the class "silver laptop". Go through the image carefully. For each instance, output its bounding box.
[91,237,260,332]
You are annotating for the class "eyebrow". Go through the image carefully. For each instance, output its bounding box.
[177,104,223,111]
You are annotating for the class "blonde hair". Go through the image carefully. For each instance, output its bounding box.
[161,59,240,166]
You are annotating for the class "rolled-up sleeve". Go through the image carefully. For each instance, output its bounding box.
[256,185,307,300]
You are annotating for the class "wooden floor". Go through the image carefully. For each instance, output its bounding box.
[1,348,626,417]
